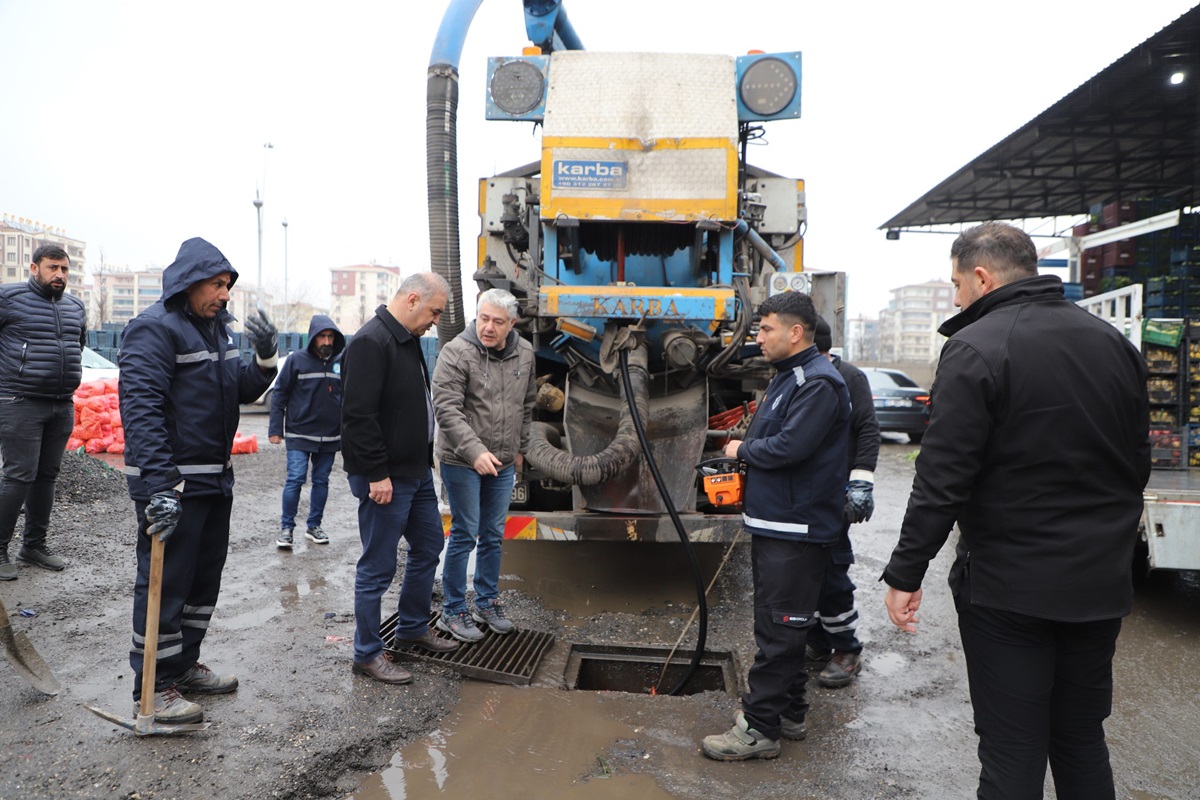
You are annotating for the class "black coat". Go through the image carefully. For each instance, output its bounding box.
[883,275,1150,622]
[340,305,433,482]
[0,277,86,400]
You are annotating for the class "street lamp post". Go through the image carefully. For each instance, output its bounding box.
[253,192,264,301]
[282,218,289,332]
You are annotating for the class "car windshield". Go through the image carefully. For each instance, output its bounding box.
[865,369,920,390]
[81,346,118,369]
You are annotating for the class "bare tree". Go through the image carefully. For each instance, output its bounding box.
[90,248,111,328]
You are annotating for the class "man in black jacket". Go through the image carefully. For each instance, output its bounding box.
[341,272,458,686]
[806,316,879,688]
[882,222,1150,799]
[0,244,86,579]
[268,314,345,548]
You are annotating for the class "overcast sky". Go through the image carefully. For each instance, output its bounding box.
[2,0,1196,320]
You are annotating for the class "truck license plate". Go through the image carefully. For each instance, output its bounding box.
[511,480,529,504]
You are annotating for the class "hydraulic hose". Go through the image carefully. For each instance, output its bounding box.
[618,348,708,696]
[525,344,649,485]
[733,218,788,272]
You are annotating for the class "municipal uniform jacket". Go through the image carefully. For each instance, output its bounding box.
[119,238,275,502]
[739,345,851,544]
[340,304,433,482]
[0,276,87,400]
[432,325,536,470]
[268,314,344,454]
[882,275,1151,622]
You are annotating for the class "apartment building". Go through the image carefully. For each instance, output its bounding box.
[1,215,87,300]
[877,280,956,363]
[329,264,402,334]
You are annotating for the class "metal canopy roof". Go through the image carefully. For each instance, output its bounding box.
[882,5,1200,231]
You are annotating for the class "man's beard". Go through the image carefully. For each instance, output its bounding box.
[45,280,66,299]
[316,345,333,359]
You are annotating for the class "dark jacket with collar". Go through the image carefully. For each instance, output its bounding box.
[268,314,345,453]
[882,275,1151,621]
[831,354,880,475]
[739,344,851,543]
[340,304,433,481]
[0,276,87,400]
[119,238,275,501]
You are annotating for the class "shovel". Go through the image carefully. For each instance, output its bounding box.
[0,594,61,695]
[85,531,209,735]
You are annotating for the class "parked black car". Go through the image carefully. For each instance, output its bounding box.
[861,367,931,443]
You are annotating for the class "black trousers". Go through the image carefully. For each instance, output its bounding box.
[956,593,1122,800]
[807,514,862,655]
[129,494,233,699]
[741,534,826,740]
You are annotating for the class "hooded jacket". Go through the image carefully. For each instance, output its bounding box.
[0,276,87,400]
[739,345,851,544]
[268,314,345,453]
[882,275,1151,621]
[119,238,275,501]
[432,323,536,470]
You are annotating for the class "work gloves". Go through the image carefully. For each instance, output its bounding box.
[845,479,875,523]
[145,491,182,543]
[244,305,279,368]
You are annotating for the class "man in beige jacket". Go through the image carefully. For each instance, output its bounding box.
[431,288,536,642]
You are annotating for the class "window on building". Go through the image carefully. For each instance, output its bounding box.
[5,253,15,262]
[6,267,15,278]
[6,236,14,246]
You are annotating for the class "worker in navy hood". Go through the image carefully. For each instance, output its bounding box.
[118,237,278,725]
[268,313,345,548]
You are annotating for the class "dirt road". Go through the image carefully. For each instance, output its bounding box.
[1,417,1198,799]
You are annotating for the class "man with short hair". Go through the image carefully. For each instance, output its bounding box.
[269,314,345,548]
[701,291,850,762]
[0,244,86,580]
[883,222,1150,798]
[341,272,459,686]
[432,288,536,642]
[806,315,879,688]
[119,237,278,724]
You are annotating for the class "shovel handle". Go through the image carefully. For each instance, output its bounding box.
[138,532,165,718]
[0,595,10,628]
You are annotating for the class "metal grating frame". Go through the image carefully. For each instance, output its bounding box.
[381,612,555,687]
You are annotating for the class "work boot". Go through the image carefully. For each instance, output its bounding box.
[396,626,462,653]
[702,710,780,761]
[133,687,204,725]
[0,548,16,581]
[352,652,413,685]
[17,545,65,571]
[780,715,808,741]
[305,526,329,544]
[277,528,294,549]
[805,643,831,670]
[818,650,863,688]
[434,611,484,643]
[176,662,239,695]
[471,601,515,635]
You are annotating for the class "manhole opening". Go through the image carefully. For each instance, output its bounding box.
[564,644,738,696]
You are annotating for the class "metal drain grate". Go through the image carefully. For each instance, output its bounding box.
[382,612,555,686]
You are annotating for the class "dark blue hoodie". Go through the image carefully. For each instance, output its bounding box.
[118,238,275,501]
[268,314,345,453]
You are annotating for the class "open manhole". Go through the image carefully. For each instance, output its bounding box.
[564,644,739,696]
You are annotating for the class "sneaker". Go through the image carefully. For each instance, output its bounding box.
[394,626,461,653]
[470,602,515,635]
[434,611,485,643]
[352,652,413,685]
[133,687,204,725]
[0,549,15,581]
[805,643,831,670]
[17,545,65,571]
[817,650,863,689]
[305,527,329,544]
[277,529,294,549]
[702,711,780,761]
[176,662,239,695]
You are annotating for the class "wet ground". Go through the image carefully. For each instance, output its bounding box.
[1,421,1198,799]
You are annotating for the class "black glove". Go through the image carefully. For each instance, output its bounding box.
[845,480,874,523]
[145,491,182,543]
[244,305,278,362]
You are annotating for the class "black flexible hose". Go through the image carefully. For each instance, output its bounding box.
[618,348,708,696]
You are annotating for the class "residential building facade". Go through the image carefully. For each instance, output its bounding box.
[877,280,956,363]
[329,264,402,334]
[1,216,87,301]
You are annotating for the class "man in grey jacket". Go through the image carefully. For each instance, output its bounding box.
[0,244,86,580]
[431,288,536,642]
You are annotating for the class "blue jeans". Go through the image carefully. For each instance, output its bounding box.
[440,463,514,616]
[0,396,75,549]
[280,449,335,530]
[347,472,444,662]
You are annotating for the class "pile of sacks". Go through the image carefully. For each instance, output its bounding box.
[68,379,259,456]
